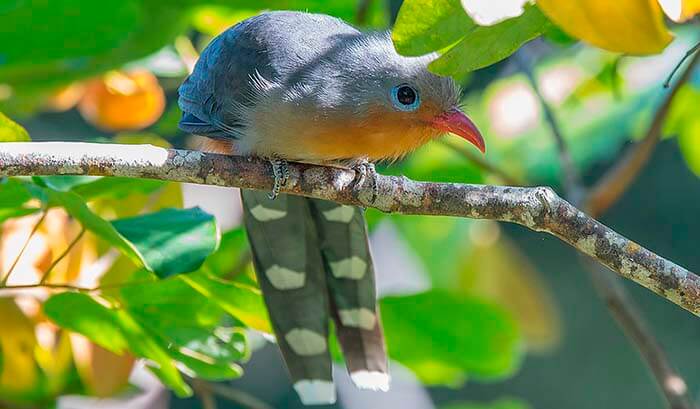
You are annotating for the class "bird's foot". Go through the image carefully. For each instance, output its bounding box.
[352,160,378,204]
[269,158,289,200]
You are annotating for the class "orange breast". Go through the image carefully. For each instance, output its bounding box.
[255,110,438,162]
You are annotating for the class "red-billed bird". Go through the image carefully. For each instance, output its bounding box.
[178,11,484,405]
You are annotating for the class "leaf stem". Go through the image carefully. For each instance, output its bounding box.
[1,210,47,287]
[39,226,86,285]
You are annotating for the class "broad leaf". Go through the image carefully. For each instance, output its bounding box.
[537,0,673,55]
[381,291,521,383]
[0,112,30,141]
[112,207,218,278]
[120,277,247,380]
[45,189,146,268]
[43,293,129,354]
[392,0,474,56]
[429,5,550,76]
[183,271,272,334]
[44,292,191,396]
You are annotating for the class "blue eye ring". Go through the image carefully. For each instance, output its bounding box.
[390,84,420,112]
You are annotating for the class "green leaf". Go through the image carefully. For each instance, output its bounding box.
[429,5,550,76]
[43,293,129,354]
[380,290,522,383]
[678,120,700,177]
[0,112,30,141]
[45,189,146,268]
[44,292,191,396]
[183,271,272,334]
[34,176,100,192]
[71,177,164,200]
[112,207,219,278]
[392,0,474,56]
[120,277,246,380]
[0,179,32,208]
[442,398,531,409]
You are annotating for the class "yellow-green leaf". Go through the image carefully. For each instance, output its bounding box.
[0,112,30,141]
[537,0,673,55]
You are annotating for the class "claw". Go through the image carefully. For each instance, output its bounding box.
[352,160,378,205]
[269,158,289,200]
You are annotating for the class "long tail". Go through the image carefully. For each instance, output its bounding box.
[241,190,334,405]
[241,190,389,405]
[307,198,389,391]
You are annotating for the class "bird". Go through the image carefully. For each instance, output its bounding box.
[178,11,484,405]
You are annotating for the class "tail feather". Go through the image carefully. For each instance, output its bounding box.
[308,199,390,389]
[241,190,335,405]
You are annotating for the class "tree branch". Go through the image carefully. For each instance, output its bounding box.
[586,50,700,217]
[1,141,700,317]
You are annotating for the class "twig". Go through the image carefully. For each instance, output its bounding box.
[587,49,700,217]
[207,382,273,409]
[191,379,218,409]
[355,0,373,25]
[188,378,273,409]
[174,35,199,75]
[523,46,697,409]
[1,142,700,317]
[39,226,86,285]
[439,139,525,186]
[1,210,47,286]
[586,259,690,409]
[664,41,700,88]
[515,51,584,203]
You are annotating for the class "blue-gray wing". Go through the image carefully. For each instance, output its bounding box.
[177,11,359,140]
[178,16,273,139]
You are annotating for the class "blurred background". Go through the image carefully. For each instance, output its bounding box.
[1,1,700,408]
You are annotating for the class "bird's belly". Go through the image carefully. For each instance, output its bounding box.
[248,116,437,162]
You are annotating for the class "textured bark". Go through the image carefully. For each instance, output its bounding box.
[1,141,699,316]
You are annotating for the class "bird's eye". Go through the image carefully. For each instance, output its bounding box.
[391,84,420,111]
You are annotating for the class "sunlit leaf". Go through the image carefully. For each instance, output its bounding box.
[45,189,147,268]
[537,0,673,55]
[44,292,191,396]
[120,277,246,380]
[381,290,522,383]
[429,4,550,76]
[0,112,30,141]
[43,293,129,354]
[183,271,272,334]
[393,0,474,56]
[112,207,219,278]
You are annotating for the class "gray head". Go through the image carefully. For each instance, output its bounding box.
[274,31,485,155]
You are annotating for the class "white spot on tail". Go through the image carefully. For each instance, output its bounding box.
[338,308,376,330]
[322,205,355,223]
[249,204,286,221]
[285,328,327,356]
[265,265,305,290]
[293,379,336,405]
[329,256,367,280]
[350,370,390,392]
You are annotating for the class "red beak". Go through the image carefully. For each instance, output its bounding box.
[431,108,486,153]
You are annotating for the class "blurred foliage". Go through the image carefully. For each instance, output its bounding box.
[0,0,699,407]
[441,398,531,409]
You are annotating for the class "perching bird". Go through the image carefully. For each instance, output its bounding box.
[178,11,484,405]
